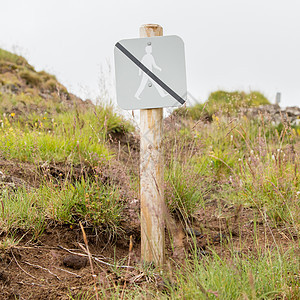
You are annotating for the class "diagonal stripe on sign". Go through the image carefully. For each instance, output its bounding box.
[115,42,185,105]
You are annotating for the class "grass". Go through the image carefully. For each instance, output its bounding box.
[166,247,300,299]
[0,178,123,238]
[66,244,299,299]
[177,90,271,120]
[164,110,300,228]
[165,160,207,219]
[0,47,67,95]
[0,186,46,238]
[0,48,28,66]
[0,105,133,164]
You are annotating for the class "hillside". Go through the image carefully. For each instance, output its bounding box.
[0,49,299,299]
[0,49,95,117]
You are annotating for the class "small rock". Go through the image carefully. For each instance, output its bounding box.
[63,255,88,270]
[0,271,10,284]
[186,227,203,238]
[212,233,228,244]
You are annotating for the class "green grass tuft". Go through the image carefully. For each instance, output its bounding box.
[0,48,28,66]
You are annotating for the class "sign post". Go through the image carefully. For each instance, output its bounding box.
[114,24,187,267]
[139,24,165,267]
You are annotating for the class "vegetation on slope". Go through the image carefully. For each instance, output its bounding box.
[177,90,270,120]
[0,48,299,299]
[165,112,299,227]
[0,48,134,237]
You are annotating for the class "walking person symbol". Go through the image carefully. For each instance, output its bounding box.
[134,44,168,100]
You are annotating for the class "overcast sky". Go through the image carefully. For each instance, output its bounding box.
[1,0,299,107]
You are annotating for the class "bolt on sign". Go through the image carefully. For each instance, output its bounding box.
[114,35,187,110]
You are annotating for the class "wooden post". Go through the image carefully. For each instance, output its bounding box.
[140,24,165,267]
[276,92,281,105]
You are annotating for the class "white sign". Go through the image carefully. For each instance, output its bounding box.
[114,35,187,110]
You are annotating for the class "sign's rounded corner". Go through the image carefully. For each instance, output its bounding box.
[172,35,185,46]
